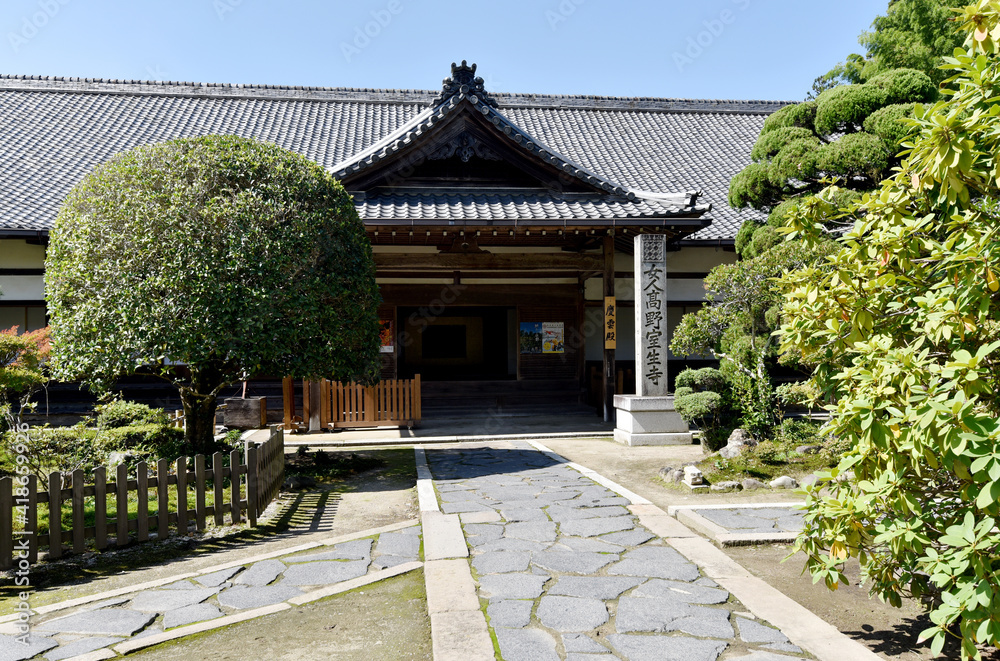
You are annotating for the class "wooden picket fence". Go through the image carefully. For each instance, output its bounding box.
[0,425,285,569]
[283,376,421,430]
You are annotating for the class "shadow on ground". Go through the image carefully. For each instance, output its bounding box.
[425,446,563,482]
[846,616,1000,660]
[0,448,415,607]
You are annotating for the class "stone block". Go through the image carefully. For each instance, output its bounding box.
[615,396,693,446]
[616,408,689,434]
[422,512,467,561]
[614,429,694,447]
[425,559,480,614]
[613,395,678,413]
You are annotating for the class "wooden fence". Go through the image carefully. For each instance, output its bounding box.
[283,376,421,430]
[0,425,285,569]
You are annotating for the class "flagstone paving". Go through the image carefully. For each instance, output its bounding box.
[427,444,813,661]
[3,525,421,661]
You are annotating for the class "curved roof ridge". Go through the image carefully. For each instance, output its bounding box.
[331,91,685,203]
[0,73,793,113]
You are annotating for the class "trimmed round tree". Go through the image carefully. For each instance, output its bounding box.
[45,135,381,453]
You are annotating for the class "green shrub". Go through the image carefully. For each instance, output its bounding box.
[816,132,890,181]
[751,127,816,162]
[865,68,937,105]
[814,84,889,134]
[684,367,727,392]
[674,386,695,399]
[95,400,169,429]
[728,162,783,210]
[2,424,99,478]
[776,380,822,413]
[746,226,782,260]
[767,137,822,186]
[863,103,915,153]
[754,440,788,465]
[95,423,185,466]
[761,101,817,134]
[674,391,722,420]
[775,418,823,445]
[766,198,805,228]
[734,220,763,258]
[674,368,737,452]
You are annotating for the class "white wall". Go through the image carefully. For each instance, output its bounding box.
[0,240,45,268]
[0,240,45,302]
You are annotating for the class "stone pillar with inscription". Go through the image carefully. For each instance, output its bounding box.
[613,234,693,446]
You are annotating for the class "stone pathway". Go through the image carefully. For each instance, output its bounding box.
[427,443,812,661]
[0,524,422,661]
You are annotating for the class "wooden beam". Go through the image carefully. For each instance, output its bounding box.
[375,253,603,272]
[602,235,616,423]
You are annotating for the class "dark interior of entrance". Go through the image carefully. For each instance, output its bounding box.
[397,306,515,381]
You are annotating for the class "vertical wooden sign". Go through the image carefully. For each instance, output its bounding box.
[604,296,617,350]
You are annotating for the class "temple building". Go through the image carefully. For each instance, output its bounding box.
[0,62,785,418]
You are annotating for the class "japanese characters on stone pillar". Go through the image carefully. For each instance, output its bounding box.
[636,233,668,397]
[613,233,692,446]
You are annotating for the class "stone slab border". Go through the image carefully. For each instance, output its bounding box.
[665,502,805,515]
[287,561,422,605]
[63,649,117,661]
[672,507,798,547]
[414,448,494,661]
[0,519,419,626]
[414,447,439,513]
[283,430,613,448]
[520,442,881,661]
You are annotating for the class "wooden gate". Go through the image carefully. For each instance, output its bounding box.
[283,375,421,430]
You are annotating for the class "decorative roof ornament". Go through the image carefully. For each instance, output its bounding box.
[432,60,499,108]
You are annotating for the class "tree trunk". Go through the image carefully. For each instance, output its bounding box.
[180,388,218,455]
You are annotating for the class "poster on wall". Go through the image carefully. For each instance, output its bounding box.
[379,320,395,353]
[542,322,565,354]
[519,322,542,354]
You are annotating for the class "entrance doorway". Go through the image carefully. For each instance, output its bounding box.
[397,306,516,381]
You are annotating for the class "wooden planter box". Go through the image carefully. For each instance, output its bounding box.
[223,396,267,430]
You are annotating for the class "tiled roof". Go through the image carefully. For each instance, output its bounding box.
[0,72,783,240]
[357,191,709,225]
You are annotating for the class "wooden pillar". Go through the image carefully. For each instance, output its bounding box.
[282,377,295,430]
[301,379,311,429]
[576,275,587,403]
[602,234,616,423]
[307,380,322,432]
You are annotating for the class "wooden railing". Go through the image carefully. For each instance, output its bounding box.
[283,376,422,431]
[0,425,285,569]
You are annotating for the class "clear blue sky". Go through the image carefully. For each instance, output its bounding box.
[1,0,890,101]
